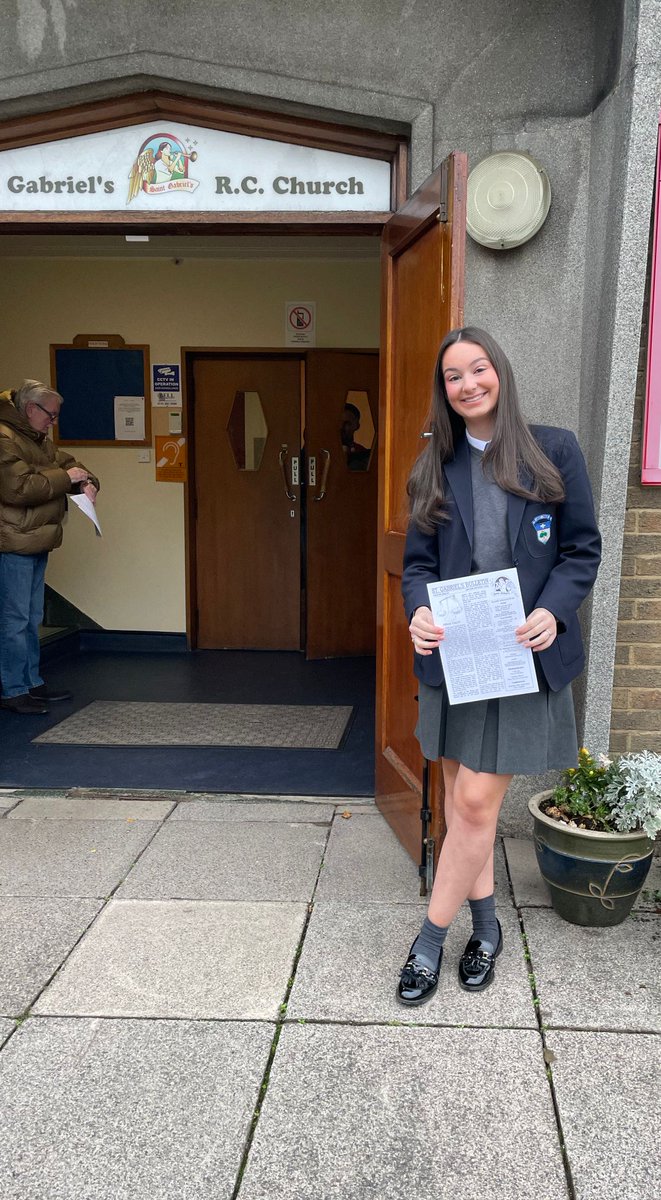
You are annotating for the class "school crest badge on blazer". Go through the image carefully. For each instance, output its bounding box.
[532,513,552,544]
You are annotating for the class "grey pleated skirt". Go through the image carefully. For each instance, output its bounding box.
[415,671,577,775]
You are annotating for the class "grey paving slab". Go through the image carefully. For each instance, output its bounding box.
[117,821,327,901]
[8,795,175,821]
[0,898,103,1016]
[506,838,661,911]
[549,1031,661,1200]
[0,820,160,898]
[314,812,419,902]
[288,901,536,1026]
[169,799,334,823]
[523,909,660,1031]
[504,836,552,906]
[35,899,306,1020]
[239,1024,567,1200]
[0,791,20,815]
[0,1017,273,1200]
[317,813,510,903]
[0,1020,15,1047]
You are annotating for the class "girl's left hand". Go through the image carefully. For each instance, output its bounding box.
[516,607,557,652]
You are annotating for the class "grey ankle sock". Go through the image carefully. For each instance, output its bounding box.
[411,916,448,970]
[469,894,499,947]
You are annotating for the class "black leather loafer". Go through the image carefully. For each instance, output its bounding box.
[30,685,72,702]
[396,947,443,1007]
[458,921,503,992]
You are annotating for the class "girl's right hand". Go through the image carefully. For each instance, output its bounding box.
[409,606,445,655]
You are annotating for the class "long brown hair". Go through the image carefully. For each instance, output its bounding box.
[407,327,565,533]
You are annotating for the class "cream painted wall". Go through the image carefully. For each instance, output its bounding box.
[0,254,380,631]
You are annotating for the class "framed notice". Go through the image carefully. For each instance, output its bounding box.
[50,333,151,446]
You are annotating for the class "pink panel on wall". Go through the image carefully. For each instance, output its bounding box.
[643,120,661,484]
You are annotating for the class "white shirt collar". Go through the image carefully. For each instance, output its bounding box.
[465,431,490,452]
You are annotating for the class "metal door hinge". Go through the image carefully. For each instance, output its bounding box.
[438,159,449,223]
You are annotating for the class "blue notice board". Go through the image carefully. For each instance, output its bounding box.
[51,340,151,445]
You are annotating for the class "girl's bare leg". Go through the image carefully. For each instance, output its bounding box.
[440,758,499,902]
[426,759,511,928]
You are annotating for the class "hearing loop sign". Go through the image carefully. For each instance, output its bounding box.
[285,301,316,346]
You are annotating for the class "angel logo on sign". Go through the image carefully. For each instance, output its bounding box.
[127,133,199,203]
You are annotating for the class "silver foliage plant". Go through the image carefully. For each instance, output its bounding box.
[603,751,661,840]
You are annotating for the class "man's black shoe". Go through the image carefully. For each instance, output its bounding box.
[1,693,49,715]
[29,685,72,702]
[458,920,503,992]
[396,946,443,1007]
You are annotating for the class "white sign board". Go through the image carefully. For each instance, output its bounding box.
[114,395,145,441]
[285,302,316,346]
[152,363,181,407]
[0,122,391,213]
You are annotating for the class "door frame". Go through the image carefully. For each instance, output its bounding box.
[182,345,379,650]
[0,91,466,864]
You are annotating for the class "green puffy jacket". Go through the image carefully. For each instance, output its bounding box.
[0,394,100,555]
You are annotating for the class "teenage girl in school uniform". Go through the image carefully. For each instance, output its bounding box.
[397,327,601,1006]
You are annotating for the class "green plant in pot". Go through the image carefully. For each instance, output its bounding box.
[528,748,661,927]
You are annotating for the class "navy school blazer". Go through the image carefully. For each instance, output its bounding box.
[402,425,602,692]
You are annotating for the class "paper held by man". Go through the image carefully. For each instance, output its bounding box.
[427,567,538,705]
[69,492,102,537]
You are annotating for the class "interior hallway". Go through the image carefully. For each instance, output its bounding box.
[0,644,375,796]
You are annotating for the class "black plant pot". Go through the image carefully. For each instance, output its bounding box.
[528,792,655,927]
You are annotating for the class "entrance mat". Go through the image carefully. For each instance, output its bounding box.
[32,701,355,750]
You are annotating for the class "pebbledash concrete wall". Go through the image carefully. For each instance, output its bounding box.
[0,1,660,753]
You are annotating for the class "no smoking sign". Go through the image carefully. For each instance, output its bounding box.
[285,301,316,345]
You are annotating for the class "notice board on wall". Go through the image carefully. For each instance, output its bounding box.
[50,333,151,446]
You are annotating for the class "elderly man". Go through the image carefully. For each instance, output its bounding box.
[0,380,99,714]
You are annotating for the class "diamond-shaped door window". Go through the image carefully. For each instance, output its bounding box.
[340,390,375,471]
[227,391,268,471]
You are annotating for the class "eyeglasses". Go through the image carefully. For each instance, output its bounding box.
[31,401,59,423]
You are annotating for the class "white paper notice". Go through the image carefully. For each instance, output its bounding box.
[285,301,316,346]
[113,395,145,441]
[427,568,538,705]
[70,493,102,537]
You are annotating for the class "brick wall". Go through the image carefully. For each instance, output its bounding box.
[610,278,661,752]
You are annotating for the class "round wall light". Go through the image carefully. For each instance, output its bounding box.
[467,151,551,250]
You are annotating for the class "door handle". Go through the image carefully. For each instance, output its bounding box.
[278,445,296,501]
[313,449,331,501]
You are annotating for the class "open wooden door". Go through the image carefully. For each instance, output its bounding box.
[376,153,467,867]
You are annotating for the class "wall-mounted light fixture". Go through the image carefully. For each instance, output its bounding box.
[467,151,551,250]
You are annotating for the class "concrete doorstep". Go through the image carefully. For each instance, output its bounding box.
[0,791,658,1200]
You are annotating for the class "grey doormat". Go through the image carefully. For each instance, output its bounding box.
[32,701,355,749]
